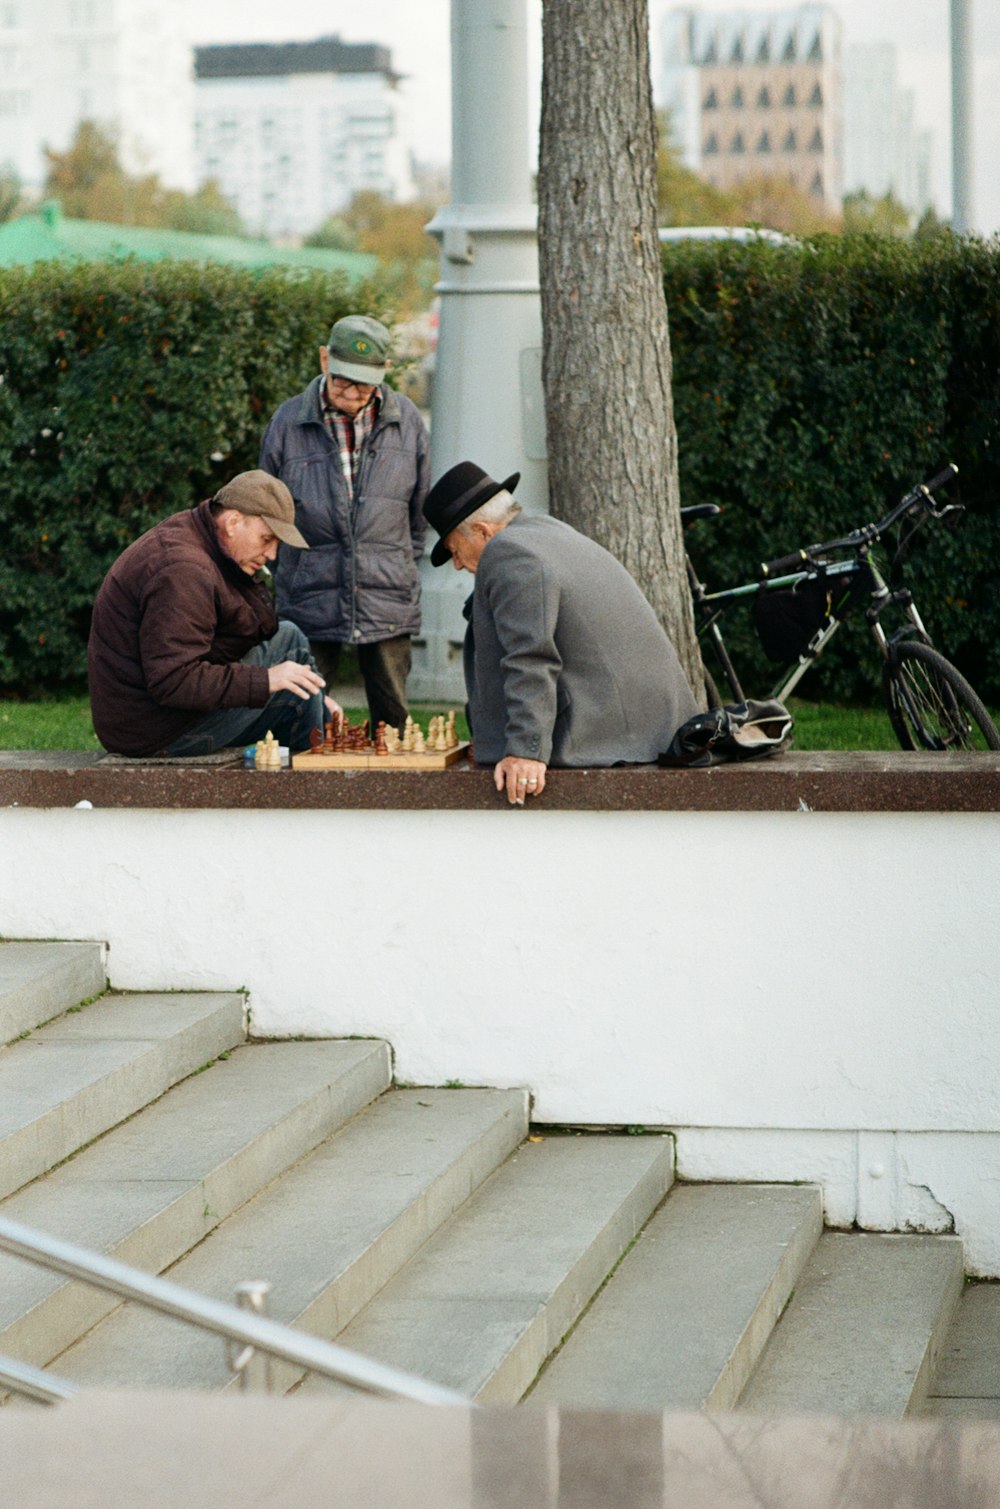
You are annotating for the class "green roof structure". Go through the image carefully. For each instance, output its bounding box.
[0,203,376,279]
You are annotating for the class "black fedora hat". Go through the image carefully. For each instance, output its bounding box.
[424,461,521,566]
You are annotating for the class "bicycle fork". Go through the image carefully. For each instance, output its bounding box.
[865,570,932,661]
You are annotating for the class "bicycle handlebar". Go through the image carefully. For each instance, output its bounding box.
[758,463,959,578]
[760,549,810,577]
[920,463,959,496]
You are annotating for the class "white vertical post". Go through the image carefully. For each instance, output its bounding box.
[950,0,974,233]
[414,0,547,702]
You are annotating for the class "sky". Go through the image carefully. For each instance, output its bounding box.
[186,0,1000,235]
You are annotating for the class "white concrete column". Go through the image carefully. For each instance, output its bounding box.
[950,0,975,233]
[413,0,547,701]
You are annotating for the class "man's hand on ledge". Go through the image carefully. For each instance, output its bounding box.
[266,661,326,702]
[495,756,547,806]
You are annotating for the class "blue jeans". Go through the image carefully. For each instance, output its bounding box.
[163,621,325,755]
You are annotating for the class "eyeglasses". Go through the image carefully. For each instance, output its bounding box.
[329,375,376,397]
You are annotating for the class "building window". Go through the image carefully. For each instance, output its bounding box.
[809,82,823,106]
[783,83,796,106]
[783,129,797,152]
[703,132,719,155]
[808,127,823,152]
[731,85,744,108]
[756,35,770,63]
[810,171,824,196]
[756,131,771,153]
[757,85,771,108]
[781,35,796,62]
[730,131,745,154]
[703,87,718,109]
[808,34,823,63]
[730,37,744,63]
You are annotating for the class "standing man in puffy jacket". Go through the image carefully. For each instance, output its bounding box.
[259,314,430,732]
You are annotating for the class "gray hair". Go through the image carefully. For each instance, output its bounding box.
[457,489,522,532]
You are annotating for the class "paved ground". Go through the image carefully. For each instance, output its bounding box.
[4,1393,1000,1508]
[927,1282,1000,1419]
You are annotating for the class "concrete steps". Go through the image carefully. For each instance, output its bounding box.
[0,941,974,1416]
[529,1182,822,1410]
[0,1039,391,1369]
[738,1230,965,1416]
[924,1282,1000,1420]
[298,1132,675,1403]
[0,991,246,1203]
[0,941,106,1044]
[51,1087,529,1392]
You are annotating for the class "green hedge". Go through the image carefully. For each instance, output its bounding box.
[0,260,385,690]
[663,233,1000,703]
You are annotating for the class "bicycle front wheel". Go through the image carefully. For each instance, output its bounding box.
[884,641,1000,752]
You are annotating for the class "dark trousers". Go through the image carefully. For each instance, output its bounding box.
[310,636,412,733]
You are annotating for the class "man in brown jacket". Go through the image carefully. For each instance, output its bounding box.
[88,471,337,757]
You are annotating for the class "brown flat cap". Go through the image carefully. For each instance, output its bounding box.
[214,471,309,549]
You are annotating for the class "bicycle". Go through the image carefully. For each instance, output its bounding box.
[682,463,1000,752]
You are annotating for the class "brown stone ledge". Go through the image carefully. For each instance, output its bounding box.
[2,750,1000,812]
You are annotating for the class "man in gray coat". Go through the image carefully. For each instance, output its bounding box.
[259,314,429,732]
[423,462,698,804]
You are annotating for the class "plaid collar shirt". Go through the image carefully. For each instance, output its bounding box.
[319,377,381,501]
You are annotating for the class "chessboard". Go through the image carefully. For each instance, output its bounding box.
[292,712,470,771]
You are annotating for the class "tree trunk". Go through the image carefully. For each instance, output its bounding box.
[537,0,705,701]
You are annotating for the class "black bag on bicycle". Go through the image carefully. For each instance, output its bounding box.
[752,578,831,662]
[659,698,794,768]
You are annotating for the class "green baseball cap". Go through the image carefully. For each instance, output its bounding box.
[326,315,390,385]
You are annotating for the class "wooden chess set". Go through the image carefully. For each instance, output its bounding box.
[291,711,470,771]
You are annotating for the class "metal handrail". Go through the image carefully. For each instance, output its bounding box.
[0,1216,467,1406]
[0,1351,77,1405]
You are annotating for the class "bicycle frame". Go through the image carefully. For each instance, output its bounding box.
[688,548,935,705]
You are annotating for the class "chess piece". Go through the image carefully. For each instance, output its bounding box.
[402,718,414,752]
[256,730,280,771]
[433,722,448,752]
[309,727,323,753]
[446,711,457,748]
[374,722,389,755]
[412,727,426,754]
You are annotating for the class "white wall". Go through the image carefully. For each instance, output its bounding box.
[4,805,999,1271]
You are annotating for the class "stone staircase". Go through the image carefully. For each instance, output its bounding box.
[0,940,982,1415]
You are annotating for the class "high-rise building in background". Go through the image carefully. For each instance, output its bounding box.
[655,5,936,221]
[0,0,193,192]
[194,38,418,239]
[842,43,932,216]
[659,5,844,211]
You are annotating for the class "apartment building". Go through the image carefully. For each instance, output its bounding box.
[842,42,932,216]
[194,37,417,239]
[659,5,844,209]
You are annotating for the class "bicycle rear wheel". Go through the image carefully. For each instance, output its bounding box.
[883,641,1000,751]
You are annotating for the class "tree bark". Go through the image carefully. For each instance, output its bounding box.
[537,0,705,700]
